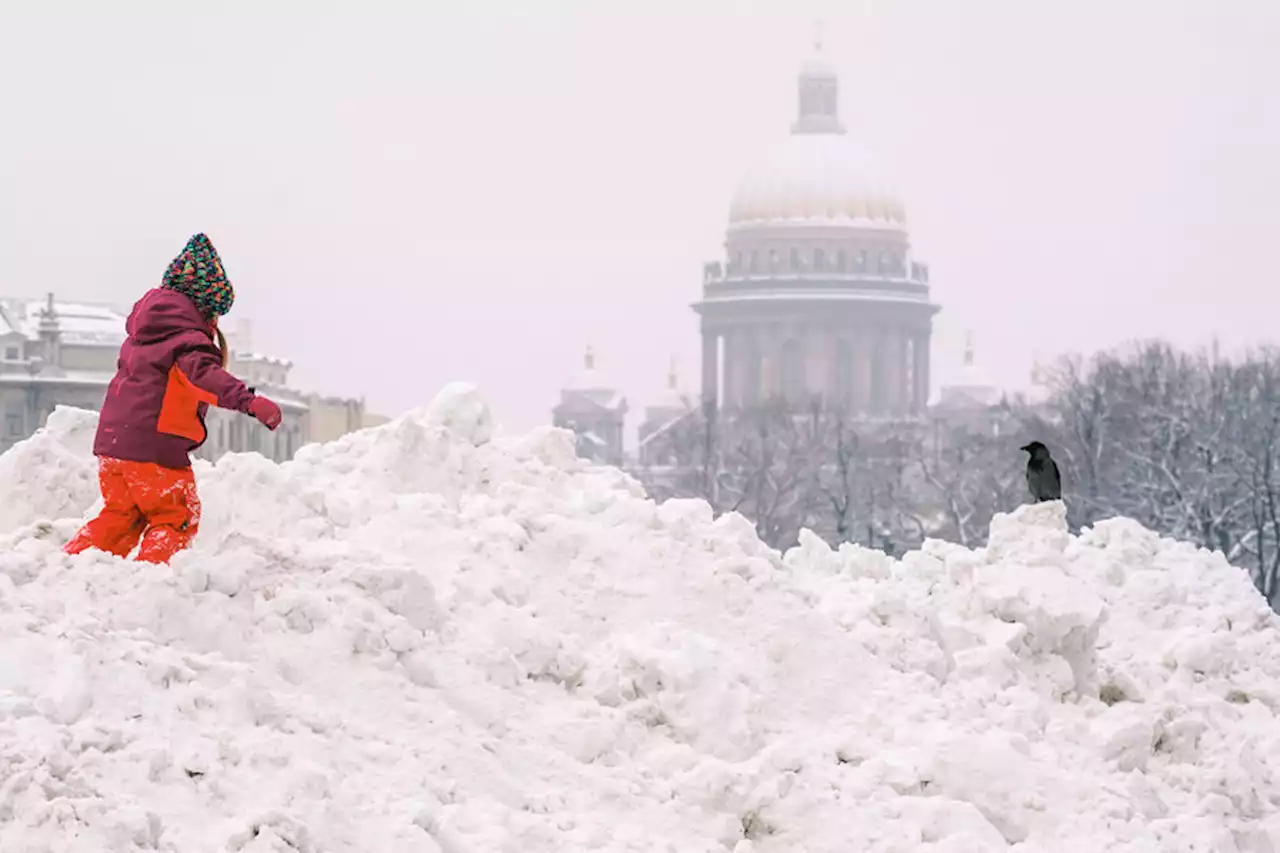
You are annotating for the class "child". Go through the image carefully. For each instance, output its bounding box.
[64,233,283,564]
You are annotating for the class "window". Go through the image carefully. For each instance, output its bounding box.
[814,248,826,271]
[3,346,18,361]
[789,247,803,272]
[768,249,779,271]
[5,413,23,438]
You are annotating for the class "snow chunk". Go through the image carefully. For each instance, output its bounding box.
[420,381,495,446]
[0,405,99,534]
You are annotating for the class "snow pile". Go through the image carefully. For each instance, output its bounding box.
[0,405,100,535]
[2,383,1279,853]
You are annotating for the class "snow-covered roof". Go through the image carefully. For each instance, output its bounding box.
[0,298,128,347]
[648,359,692,414]
[949,362,997,393]
[638,410,693,449]
[565,345,611,392]
[559,346,626,412]
[938,334,1002,408]
[559,388,626,412]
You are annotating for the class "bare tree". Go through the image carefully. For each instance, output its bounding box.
[916,418,1025,547]
[816,406,862,544]
[638,397,828,549]
[1222,350,1280,608]
[633,339,1280,611]
[1038,340,1278,610]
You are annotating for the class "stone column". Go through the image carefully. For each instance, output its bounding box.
[743,330,761,407]
[897,331,911,415]
[825,329,842,408]
[805,330,825,401]
[883,330,903,414]
[722,329,739,410]
[913,329,931,413]
[701,329,719,409]
[763,327,783,403]
[853,331,873,413]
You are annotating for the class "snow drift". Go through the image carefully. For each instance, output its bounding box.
[2,385,1279,853]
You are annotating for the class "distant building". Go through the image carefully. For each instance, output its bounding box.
[551,346,628,466]
[636,359,696,468]
[693,37,940,415]
[934,332,1002,412]
[0,295,370,461]
[551,34,1066,477]
[1010,357,1054,412]
[1,295,123,454]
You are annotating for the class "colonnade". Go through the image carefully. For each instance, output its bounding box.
[701,325,931,415]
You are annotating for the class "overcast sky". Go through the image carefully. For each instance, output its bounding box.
[2,1,1277,433]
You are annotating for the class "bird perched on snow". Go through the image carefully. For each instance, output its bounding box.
[1020,441,1062,503]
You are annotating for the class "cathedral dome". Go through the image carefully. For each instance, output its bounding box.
[729,132,905,227]
[727,40,905,229]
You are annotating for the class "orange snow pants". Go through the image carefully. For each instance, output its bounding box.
[64,457,202,564]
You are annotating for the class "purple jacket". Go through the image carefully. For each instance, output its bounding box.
[94,288,257,469]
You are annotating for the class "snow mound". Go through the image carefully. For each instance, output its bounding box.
[0,405,100,535]
[2,389,1280,852]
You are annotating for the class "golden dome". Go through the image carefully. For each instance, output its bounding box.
[729,132,906,227]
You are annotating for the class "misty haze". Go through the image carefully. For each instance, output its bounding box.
[2,3,1279,851]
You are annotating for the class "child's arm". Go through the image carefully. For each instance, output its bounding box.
[176,341,284,430]
[175,338,256,413]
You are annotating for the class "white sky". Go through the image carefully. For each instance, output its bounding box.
[2,1,1277,433]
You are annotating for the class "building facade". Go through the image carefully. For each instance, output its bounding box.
[0,294,373,461]
[636,359,695,468]
[935,333,1002,412]
[551,346,628,466]
[1,295,123,453]
[693,44,940,416]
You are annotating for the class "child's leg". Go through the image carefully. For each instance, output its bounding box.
[126,463,202,564]
[64,458,147,557]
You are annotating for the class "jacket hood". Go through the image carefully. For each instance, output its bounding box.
[128,288,211,347]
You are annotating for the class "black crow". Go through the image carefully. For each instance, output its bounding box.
[1020,441,1062,502]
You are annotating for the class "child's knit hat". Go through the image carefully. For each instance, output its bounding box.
[161,233,235,318]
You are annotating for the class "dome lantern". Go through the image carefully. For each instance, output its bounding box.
[793,20,843,135]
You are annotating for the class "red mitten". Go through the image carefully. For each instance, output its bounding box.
[247,396,282,431]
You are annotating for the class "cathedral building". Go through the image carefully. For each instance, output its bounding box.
[694,41,940,415]
[552,38,960,461]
